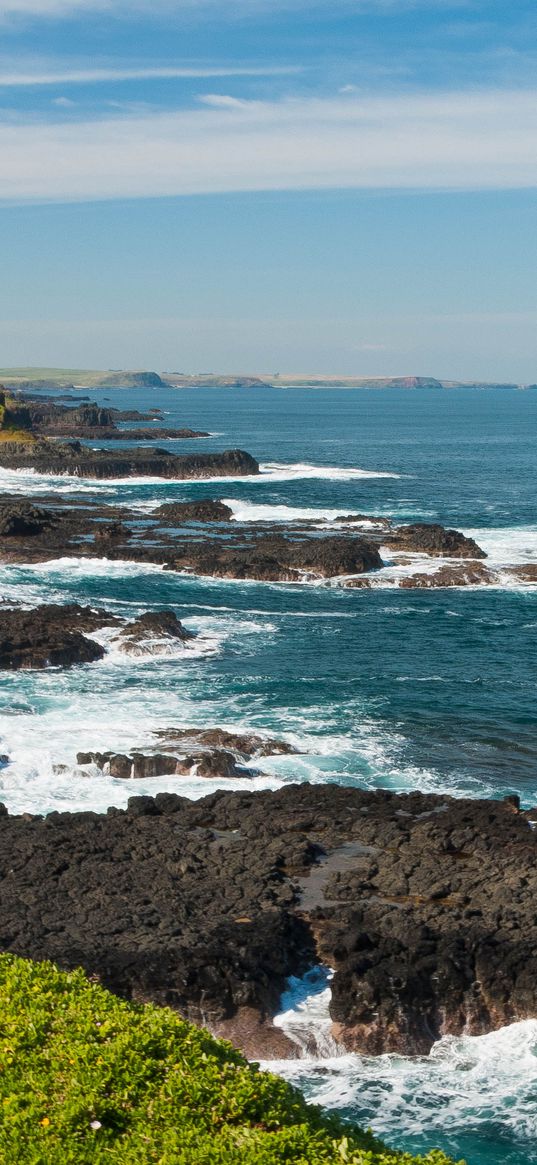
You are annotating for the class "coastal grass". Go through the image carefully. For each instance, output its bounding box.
[0,954,463,1165]
[0,429,37,443]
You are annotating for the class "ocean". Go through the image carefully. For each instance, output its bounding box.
[0,384,536,1164]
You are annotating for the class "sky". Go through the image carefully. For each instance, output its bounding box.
[0,0,536,379]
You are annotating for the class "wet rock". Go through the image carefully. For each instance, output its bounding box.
[174,750,255,779]
[337,514,391,528]
[77,747,256,780]
[172,534,383,582]
[0,441,259,481]
[506,564,537,583]
[156,499,233,523]
[94,521,127,543]
[114,610,193,656]
[156,727,297,757]
[0,603,117,669]
[388,522,486,559]
[399,563,496,588]
[0,501,54,538]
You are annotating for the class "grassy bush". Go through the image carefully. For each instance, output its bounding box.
[0,954,464,1165]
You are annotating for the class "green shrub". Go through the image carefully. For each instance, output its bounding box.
[0,954,464,1165]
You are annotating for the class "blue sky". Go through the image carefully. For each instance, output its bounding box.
[0,0,536,379]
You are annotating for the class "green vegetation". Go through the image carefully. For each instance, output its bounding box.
[0,955,462,1165]
[0,367,163,389]
[0,395,36,442]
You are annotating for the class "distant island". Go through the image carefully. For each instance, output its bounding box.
[0,366,535,391]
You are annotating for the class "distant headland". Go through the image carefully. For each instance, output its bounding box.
[0,366,535,391]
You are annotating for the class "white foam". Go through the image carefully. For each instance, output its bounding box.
[14,555,166,578]
[465,524,537,565]
[258,462,401,481]
[271,1020,537,1150]
[222,499,386,526]
[0,466,118,495]
[272,967,342,1059]
[0,461,400,493]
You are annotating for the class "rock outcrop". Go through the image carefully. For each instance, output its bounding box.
[155,727,297,757]
[27,400,208,440]
[0,441,259,480]
[398,563,496,588]
[0,785,535,1059]
[0,501,55,538]
[0,605,194,669]
[156,499,234,523]
[171,534,383,582]
[387,523,486,559]
[77,748,257,780]
[0,604,116,669]
[114,610,194,656]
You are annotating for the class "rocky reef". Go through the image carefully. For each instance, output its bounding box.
[0,604,193,670]
[25,399,208,440]
[0,440,258,480]
[0,492,499,587]
[0,783,535,1060]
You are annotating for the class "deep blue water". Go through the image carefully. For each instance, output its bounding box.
[0,385,536,1164]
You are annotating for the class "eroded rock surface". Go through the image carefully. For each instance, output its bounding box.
[156,499,234,523]
[0,785,536,1058]
[171,534,383,582]
[387,522,486,559]
[0,604,194,670]
[0,441,258,481]
[0,603,116,669]
[114,610,194,656]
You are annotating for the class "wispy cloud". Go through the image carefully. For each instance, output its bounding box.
[0,64,301,86]
[1,88,537,203]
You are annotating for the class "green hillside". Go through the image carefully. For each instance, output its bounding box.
[0,954,462,1165]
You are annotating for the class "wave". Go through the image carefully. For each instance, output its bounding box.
[0,461,401,492]
[265,966,537,1159]
[223,499,388,525]
[465,524,537,565]
[271,1017,537,1153]
[258,462,402,481]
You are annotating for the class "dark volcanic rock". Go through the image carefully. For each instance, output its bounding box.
[0,785,535,1058]
[0,501,55,537]
[156,499,234,523]
[0,440,259,481]
[172,534,382,582]
[114,610,194,655]
[0,603,116,669]
[388,522,486,559]
[156,727,297,757]
[398,563,496,588]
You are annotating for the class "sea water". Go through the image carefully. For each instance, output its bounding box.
[1,384,536,1164]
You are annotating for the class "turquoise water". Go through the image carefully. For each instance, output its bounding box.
[0,385,536,1163]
